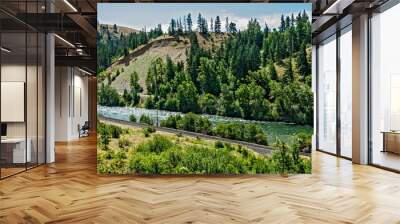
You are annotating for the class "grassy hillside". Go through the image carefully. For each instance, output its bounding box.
[102,33,232,94]
[104,36,190,94]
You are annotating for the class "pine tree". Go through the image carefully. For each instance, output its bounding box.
[169,19,176,35]
[215,16,221,34]
[197,13,202,32]
[268,60,278,80]
[279,15,285,32]
[130,71,142,105]
[177,18,183,35]
[210,17,214,32]
[187,13,192,32]
[302,10,308,21]
[297,43,310,77]
[166,56,175,81]
[282,59,294,83]
[285,16,291,29]
[228,22,237,34]
[263,23,269,37]
[122,88,132,106]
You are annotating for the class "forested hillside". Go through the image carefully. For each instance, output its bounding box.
[98,11,313,125]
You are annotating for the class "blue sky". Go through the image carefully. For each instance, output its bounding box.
[98,3,311,32]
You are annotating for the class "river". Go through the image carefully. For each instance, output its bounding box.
[97,106,313,143]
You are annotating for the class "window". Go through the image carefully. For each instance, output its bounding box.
[370,3,400,171]
[0,2,46,179]
[317,35,337,154]
[339,26,352,158]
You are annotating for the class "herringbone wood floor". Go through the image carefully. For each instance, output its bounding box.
[1,135,400,224]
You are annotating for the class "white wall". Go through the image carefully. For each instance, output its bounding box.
[55,66,89,141]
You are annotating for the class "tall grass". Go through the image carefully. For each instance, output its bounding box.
[97,125,311,175]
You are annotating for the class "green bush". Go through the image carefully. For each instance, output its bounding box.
[129,114,137,122]
[292,132,312,153]
[255,133,268,145]
[128,152,172,174]
[144,96,156,109]
[99,132,110,150]
[271,138,311,174]
[108,124,123,138]
[98,150,129,174]
[161,115,268,145]
[139,114,154,125]
[176,112,197,132]
[164,97,179,111]
[118,136,132,149]
[161,113,211,134]
[97,122,126,139]
[213,123,268,145]
[142,126,156,137]
[160,114,181,129]
[98,83,124,106]
[214,140,224,148]
[136,134,173,153]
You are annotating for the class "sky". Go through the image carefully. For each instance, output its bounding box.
[98,3,311,32]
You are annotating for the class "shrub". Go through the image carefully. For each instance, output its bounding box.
[198,93,217,114]
[164,97,179,111]
[140,114,154,125]
[118,136,132,149]
[255,133,268,145]
[195,116,212,134]
[144,96,156,109]
[136,134,173,153]
[129,114,137,122]
[99,132,110,150]
[128,152,170,174]
[271,138,311,174]
[98,83,124,106]
[109,125,123,139]
[292,132,312,153]
[160,114,181,129]
[272,139,293,175]
[214,140,224,148]
[143,126,156,137]
[170,113,211,134]
[213,123,268,145]
[177,113,197,132]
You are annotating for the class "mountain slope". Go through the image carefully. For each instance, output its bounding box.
[106,36,190,94]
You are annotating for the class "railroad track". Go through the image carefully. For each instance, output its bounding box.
[98,115,275,155]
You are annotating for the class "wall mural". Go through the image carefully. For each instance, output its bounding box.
[97,3,313,175]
